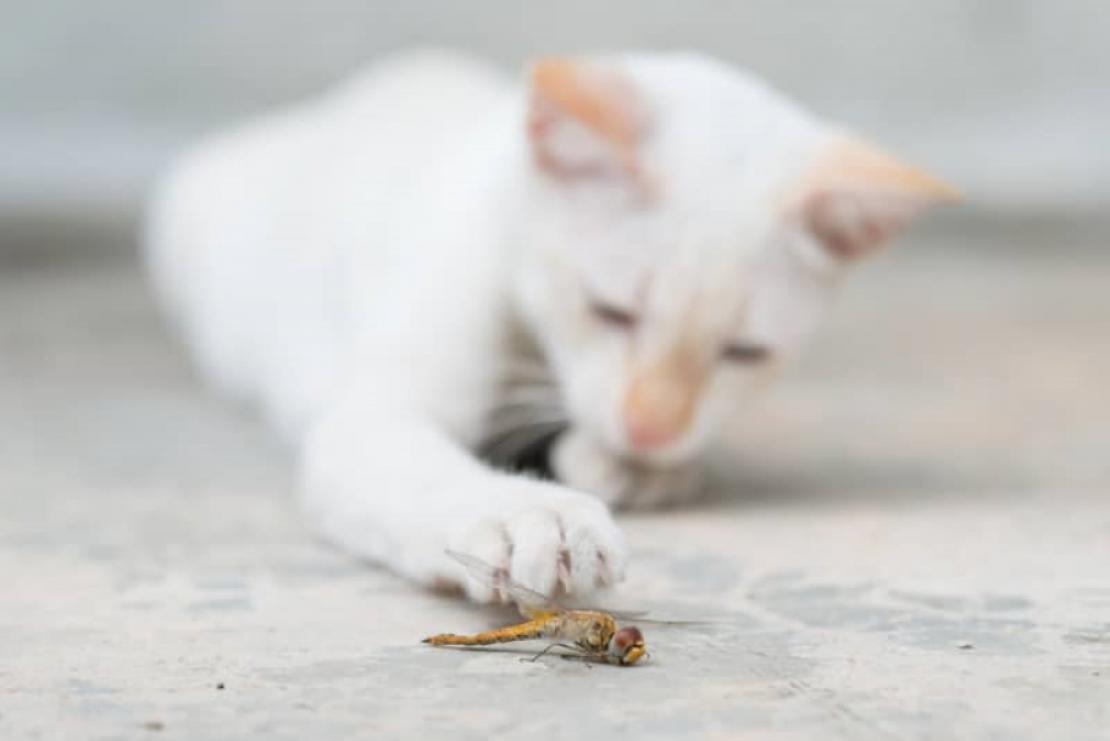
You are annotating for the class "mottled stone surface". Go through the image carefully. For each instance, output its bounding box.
[1,236,1108,739]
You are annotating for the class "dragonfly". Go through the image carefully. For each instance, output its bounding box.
[422,550,655,666]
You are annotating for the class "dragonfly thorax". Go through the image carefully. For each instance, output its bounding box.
[561,610,618,653]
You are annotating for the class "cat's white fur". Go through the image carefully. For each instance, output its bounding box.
[146,50,952,601]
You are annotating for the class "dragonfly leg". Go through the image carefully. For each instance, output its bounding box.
[522,642,581,663]
[559,653,597,670]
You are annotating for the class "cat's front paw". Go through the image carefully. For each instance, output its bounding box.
[447,485,627,604]
[552,429,703,510]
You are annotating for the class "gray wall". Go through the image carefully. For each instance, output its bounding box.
[3,1,1109,219]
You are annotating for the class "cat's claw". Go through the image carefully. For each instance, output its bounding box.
[448,489,627,604]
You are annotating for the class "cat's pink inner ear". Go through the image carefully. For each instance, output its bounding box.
[797,138,960,260]
[527,57,647,182]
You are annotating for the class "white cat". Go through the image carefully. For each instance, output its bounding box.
[146,50,955,602]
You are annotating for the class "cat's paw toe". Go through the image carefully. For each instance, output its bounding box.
[449,489,626,604]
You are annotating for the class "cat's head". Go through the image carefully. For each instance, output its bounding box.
[513,53,957,466]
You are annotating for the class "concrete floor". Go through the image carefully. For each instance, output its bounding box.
[1,233,1108,739]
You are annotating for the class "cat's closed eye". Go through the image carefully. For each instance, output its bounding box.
[722,341,771,364]
[589,300,638,330]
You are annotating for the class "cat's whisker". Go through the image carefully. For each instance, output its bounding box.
[499,377,556,392]
[481,419,568,467]
[499,363,555,382]
[497,384,561,401]
[483,413,569,443]
[489,393,563,412]
[487,375,567,437]
[484,397,567,427]
[483,417,567,443]
[498,378,559,396]
[490,397,563,415]
[487,411,564,430]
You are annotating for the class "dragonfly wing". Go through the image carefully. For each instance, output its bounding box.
[561,605,713,626]
[445,549,567,618]
[619,616,712,627]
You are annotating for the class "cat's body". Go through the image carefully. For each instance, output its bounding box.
[147,50,953,600]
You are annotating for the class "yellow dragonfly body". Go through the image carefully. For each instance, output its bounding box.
[422,551,647,666]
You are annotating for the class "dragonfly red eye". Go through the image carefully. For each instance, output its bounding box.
[611,626,644,652]
[609,626,646,665]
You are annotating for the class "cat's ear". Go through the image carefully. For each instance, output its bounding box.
[526,57,648,185]
[793,137,959,261]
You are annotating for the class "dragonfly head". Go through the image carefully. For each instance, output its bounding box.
[608,626,646,666]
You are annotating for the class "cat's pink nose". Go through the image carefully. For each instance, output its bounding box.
[622,374,696,451]
[624,416,678,450]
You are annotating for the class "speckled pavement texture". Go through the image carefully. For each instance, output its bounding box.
[2,232,1108,739]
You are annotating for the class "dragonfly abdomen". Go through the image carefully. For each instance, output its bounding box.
[423,619,551,646]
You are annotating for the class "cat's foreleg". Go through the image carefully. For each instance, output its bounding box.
[300,398,627,602]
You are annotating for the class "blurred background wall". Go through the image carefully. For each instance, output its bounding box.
[3,0,1108,248]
